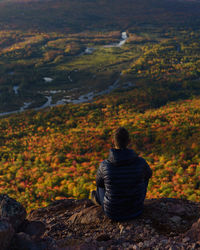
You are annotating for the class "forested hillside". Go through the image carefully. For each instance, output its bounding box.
[0,96,199,211]
[0,0,199,213]
[0,0,200,113]
[1,0,200,32]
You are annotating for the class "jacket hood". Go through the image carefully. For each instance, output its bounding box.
[108,148,138,166]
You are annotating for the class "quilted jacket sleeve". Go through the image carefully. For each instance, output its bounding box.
[96,162,105,188]
[144,161,152,180]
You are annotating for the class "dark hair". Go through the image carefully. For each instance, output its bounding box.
[113,127,130,149]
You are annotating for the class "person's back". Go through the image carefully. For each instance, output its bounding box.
[91,127,152,221]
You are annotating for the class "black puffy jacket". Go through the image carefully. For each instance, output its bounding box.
[96,148,152,221]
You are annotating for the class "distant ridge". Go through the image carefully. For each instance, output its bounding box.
[0,0,200,32]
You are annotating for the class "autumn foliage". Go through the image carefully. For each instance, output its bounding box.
[0,97,199,212]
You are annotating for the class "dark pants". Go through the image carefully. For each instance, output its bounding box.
[96,180,149,208]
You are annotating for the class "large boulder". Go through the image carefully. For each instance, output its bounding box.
[68,205,106,225]
[21,220,46,240]
[0,194,26,230]
[14,232,47,250]
[184,218,200,242]
[0,218,15,250]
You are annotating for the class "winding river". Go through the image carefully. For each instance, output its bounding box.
[0,32,129,117]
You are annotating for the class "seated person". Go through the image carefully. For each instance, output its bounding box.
[91,127,152,221]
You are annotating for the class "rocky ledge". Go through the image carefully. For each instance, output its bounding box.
[0,194,200,250]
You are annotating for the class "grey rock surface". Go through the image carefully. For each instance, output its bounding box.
[0,194,199,250]
[0,194,26,230]
[26,198,200,249]
[0,218,14,250]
